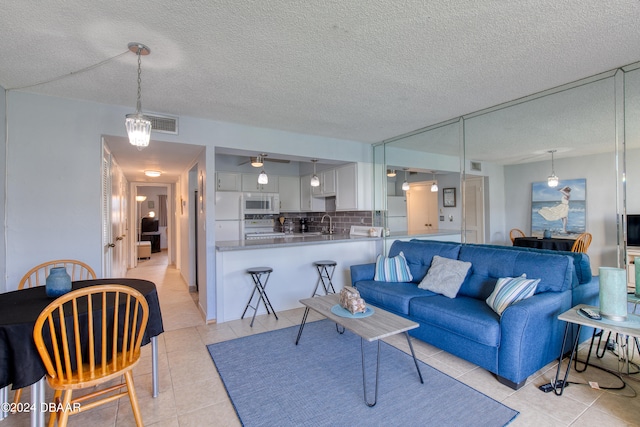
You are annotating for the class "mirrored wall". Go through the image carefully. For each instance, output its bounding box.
[374,63,640,274]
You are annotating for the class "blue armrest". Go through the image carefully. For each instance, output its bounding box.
[350,263,375,287]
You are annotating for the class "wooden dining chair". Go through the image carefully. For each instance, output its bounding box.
[33,285,149,427]
[18,259,96,289]
[509,228,525,244]
[11,259,97,406]
[571,232,593,253]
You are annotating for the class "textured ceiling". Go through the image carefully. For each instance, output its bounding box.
[2,1,640,172]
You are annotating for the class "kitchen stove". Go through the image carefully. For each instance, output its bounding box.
[244,219,286,240]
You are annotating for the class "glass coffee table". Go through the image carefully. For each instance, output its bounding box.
[295,293,424,406]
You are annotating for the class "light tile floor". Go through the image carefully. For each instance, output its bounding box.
[4,251,640,426]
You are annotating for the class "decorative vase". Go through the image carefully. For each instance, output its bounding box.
[635,257,640,298]
[598,267,627,321]
[543,229,551,239]
[45,267,72,297]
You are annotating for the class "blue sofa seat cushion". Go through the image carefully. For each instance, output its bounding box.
[355,280,435,315]
[389,240,461,283]
[409,295,501,347]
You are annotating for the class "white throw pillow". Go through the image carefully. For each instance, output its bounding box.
[418,255,471,298]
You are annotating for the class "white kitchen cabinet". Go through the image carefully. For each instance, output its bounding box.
[278,176,301,212]
[300,174,326,212]
[216,172,241,191]
[336,163,357,210]
[242,173,279,193]
[311,169,336,197]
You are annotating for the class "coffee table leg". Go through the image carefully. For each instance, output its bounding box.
[336,324,345,334]
[405,332,424,384]
[295,307,310,345]
[361,339,381,407]
[552,323,580,396]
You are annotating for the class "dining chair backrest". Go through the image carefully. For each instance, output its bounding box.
[33,285,149,426]
[571,232,592,253]
[18,259,96,289]
[509,228,526,244]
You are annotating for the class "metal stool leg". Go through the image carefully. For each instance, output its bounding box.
[242,271,278,327]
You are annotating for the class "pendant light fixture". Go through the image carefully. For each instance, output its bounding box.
[387,169,396,177]
[402,168,410,191]
[547,150,559,187]
[125,43,152,150]
[258,168,268,185]
[431,171,438,192]
[310,159,320,187]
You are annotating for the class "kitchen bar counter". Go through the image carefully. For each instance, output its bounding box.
[215,234,382,322]
[216,233,381,251]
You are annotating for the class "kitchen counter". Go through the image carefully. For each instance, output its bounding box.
[386,229,461,239]
[216,233,381,251]
[215,234,382,322]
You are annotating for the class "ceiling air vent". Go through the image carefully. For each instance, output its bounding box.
[470,161,482,172]
[148,114,178,135]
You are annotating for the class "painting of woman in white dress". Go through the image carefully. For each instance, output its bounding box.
[531,179,586,237]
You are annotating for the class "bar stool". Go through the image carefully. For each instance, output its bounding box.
[241,267,278,327]
[311,260,337,297]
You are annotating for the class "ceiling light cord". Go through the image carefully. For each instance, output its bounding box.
[6,50,130,92]
[135,50,143,113]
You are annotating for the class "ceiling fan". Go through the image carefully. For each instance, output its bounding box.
[238,153,290,167]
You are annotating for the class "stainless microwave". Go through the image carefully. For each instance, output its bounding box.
[242,193,280,215]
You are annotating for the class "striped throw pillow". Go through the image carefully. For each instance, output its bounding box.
[373,251,413,282]
[486,274,540,316]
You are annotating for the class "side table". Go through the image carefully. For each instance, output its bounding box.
[552,304,640,395]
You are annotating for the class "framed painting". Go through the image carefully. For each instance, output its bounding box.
[443,188,456,207]
[531,178,586,238]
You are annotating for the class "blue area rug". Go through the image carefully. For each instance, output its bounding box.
[207,320,518,427]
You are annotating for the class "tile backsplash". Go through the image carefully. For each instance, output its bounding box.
[272,211,373,234]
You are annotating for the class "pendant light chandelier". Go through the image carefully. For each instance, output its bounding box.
[402,169,410,191]
[258,168,269,184]
[547,150,559,187]
[431,171,438,192]
[310,159,320,187]
[125,42,152,150]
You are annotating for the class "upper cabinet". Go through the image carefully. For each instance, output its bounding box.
[335,163,371,211]
[216,172,242,192]
[300,174,326,212]
[279,176,301,212]
[311,169,336,197]
[241,173,279,193]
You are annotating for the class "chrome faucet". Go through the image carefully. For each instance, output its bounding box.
[321,214,333,234]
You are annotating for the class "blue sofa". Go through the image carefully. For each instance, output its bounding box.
[350,239,598,389]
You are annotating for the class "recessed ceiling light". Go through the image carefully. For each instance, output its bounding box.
[145,170,161,177]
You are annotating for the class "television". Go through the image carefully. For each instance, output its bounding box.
[141,217,159,233]
[627,214,640,247]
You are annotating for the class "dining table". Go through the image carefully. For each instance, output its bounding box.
[513,236,576,251]
[0,278,164,427]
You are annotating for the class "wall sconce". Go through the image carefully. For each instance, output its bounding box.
[547,150,559,187]
[402,169,410,191]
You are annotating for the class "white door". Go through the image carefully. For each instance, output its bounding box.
[464,176,485,244]
[102,143,128,277]
[406,182,439,234]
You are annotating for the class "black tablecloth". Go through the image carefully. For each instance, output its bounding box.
[0,279,163,390]
[513,237,576,251]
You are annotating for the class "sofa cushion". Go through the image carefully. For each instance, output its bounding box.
[389,240,461,283]
[486,275,539,315]
[458,245,572,299]
[355,280,435,315]
[409,295,501,347]
[418,255,472,298]
[373,251,413,282]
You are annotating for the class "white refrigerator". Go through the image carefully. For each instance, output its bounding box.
[215,192,243,241]
[387,196,408,233]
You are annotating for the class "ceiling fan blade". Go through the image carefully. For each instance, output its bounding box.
[265,158,290,164]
